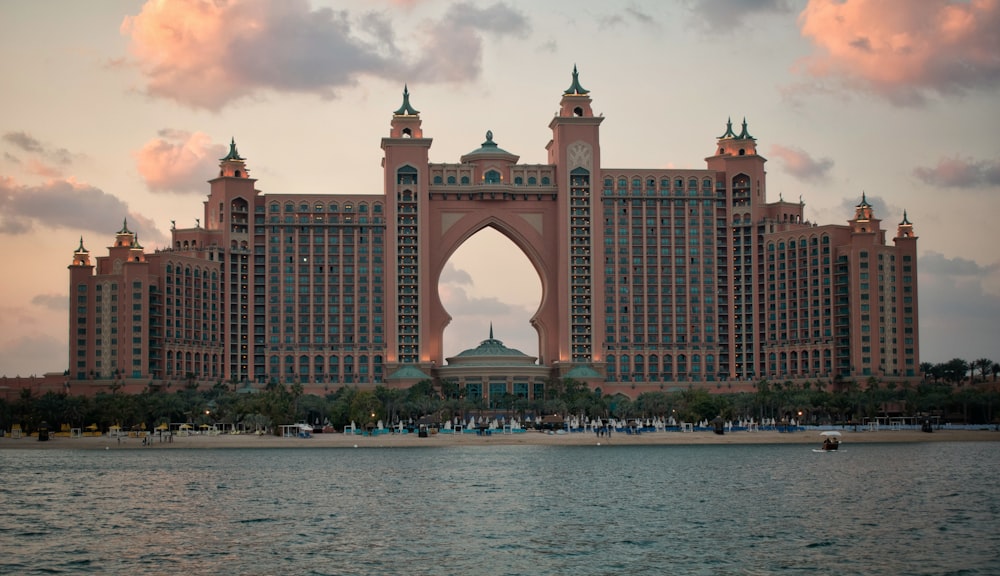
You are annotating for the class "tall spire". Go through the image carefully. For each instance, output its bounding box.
[718,117,737,139]
[393,84,420,116]
[220,137,245,162]
[71,236,91,266]
[737,117,754,140]
[489,322,494,340]
[896,209,916,239]
[563,64,589,95]
[118,218,132,235]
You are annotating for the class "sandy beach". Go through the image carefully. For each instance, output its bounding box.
[2,427,998,450]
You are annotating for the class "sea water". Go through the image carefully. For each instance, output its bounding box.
[1,442,998,575]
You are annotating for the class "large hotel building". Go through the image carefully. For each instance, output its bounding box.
[67,68,919,398]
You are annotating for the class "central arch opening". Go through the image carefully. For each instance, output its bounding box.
[439,228,541,361]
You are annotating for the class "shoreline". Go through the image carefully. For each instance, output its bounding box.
[2,428,998,450]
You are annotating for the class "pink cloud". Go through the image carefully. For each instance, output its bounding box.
[24,158,65,179]
[134,129,226,193]
[913,156,1000,188]
[121,0,529,109]
[797,0,1000,104]
[769,143,834,180]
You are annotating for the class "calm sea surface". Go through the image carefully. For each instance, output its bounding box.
[1,442,998,575]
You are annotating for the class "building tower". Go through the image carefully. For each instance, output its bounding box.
[706,117,768,380]
[205,139,260,383]
[382,86,434,375]
[547,65,605,375]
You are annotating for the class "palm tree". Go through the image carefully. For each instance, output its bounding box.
[971,358,994,383]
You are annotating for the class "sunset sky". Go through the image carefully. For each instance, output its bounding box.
[1,0,998,377]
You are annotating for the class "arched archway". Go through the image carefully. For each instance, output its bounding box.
[439,228,541,360]
[426,209,559,364]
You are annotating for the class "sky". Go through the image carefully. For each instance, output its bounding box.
[1,0,999,377]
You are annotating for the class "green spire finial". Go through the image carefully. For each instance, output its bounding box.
[118,218,132,235]
[563,64,589,95]
[76,236,88,253]
[737,117,754,140]
[900,210,911,225]
[859,191,871,207]
[393,84,420,116]
[719,116,737,139]
[220,137,245,162]
[489,322,494,340]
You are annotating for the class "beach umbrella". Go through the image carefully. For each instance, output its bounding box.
[820,431,842,437]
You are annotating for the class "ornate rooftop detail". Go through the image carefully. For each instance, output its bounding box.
[718,117,737,139]
[563,64,589,96]
[393,85,420,116]
[220,137,245,162]
[464,130,514,157]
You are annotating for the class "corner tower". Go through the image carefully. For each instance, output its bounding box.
[546,66,605,374]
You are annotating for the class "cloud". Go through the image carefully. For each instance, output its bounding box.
[31,294,68,311]
[769,144,834,180]
[121,0,529,109]
[2,131,79,177]
[3,131,44,153]
[913,156,1000,188]
[796,0,1000,104]
[0,176,167,244]
[439,261,473,285]
[439,280,537,357]
[689,0,792,30]
[0,333,67,377]
[597,3,659,30]
[134,130,226,193]
[918,251,1000,363]
[411,2,530,82]
[920,251,998,277]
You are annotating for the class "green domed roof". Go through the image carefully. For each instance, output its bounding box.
[447,325,537,366]
[464,130,513,157]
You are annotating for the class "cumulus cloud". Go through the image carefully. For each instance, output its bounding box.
[2,131,79,177]
[411,2,529,82]
[689,0,792,30]
[121,0,529,110]
[918,251,1000,362]
[797,0,1000,104]
[439,261,473,285]
[920,251,999,277]
[0,331,66,377]
[769,143,834,181]
[439,279,537,357]
[31,294,68,311]
[913,156,1000,188]
[134,130,227,193]
[0,176,167,244]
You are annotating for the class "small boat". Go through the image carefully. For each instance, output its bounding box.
[814,430,842,452]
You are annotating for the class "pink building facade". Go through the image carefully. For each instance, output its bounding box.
[65,68,919,398]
